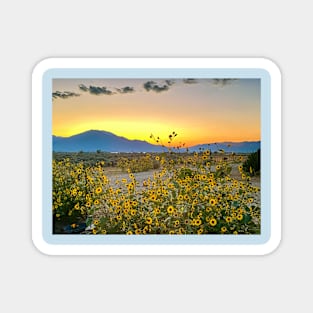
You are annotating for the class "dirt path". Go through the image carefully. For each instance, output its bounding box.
[104,168,158,187]
[229,164,260,187]
[104,165,260,188]
[99,165,261,216]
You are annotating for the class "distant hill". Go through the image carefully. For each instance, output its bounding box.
[188,141,260,153]
[53,130,165,153]
[52,130,260,153]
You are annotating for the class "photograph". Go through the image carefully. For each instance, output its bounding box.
[52,77,261,236]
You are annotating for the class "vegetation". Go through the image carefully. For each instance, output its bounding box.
[243,149,260,176]
[52,135,261,235]
[53,151,118,167]
[117,155,160,172]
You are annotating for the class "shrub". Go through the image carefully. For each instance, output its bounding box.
[243,149,260,176]
[117,154,160,173]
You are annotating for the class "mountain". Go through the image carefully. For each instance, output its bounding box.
[188,141,260,153]
[52,130,165,153]
[52,130,260,153]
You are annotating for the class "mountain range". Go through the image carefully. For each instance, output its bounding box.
[52,130,260,153]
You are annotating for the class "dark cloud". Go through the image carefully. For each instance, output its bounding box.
[89,85,114,95]
[183,78,198,84]
[211,79,237,87]
[143,81,170,93]
[78,84,116,95]
[52,91,80,99]
[165,80,175,86]
[116,86,135,94]
[78,84,88,92]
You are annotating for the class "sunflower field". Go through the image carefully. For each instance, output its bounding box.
[52,145,261,235]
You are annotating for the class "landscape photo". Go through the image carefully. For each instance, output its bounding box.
[52,78,261,235]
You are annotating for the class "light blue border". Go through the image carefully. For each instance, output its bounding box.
[43,68,271,245]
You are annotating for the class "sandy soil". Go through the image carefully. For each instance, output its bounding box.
[103,165,261,206]
[104,164,260,188]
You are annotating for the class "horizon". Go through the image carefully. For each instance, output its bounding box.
[52,128,260,147]
[53,78,260,146]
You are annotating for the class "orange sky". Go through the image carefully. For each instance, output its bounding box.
[52,78,260,146]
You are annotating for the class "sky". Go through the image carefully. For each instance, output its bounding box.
[52,78,260,146]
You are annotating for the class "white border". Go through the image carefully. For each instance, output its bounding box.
[32,57,281,255]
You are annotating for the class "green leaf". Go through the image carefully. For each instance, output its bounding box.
[86,216,93,227]
[243,214,251,223]
[171,190,177,199]
[232,201,239,208]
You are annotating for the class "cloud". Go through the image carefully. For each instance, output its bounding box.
[182,78,237,86]
[89,85,114,95]
[78,84,115,95]
[165,80,175,86]
[78,84,88,92]
[183,78,198,84]
[116,86,135,94]
[143,81,170,93]
[211,79,237,87]
[52,91,80,99]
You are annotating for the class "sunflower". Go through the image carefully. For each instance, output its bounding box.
[167,206,174,214]
[154,208,161,215]
[184,194,190,201]
[209,218,217,227]
[225,216,232,223]
[237,208,243,214]
[209,198,217,206]
[150,194,157,201]
[237,214,243,221]
[146,217,153,225]
[95,186,102,194]
[221,226,227,233]
[194,219,202,226]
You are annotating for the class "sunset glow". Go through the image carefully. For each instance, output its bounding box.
[53,78,260,146]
